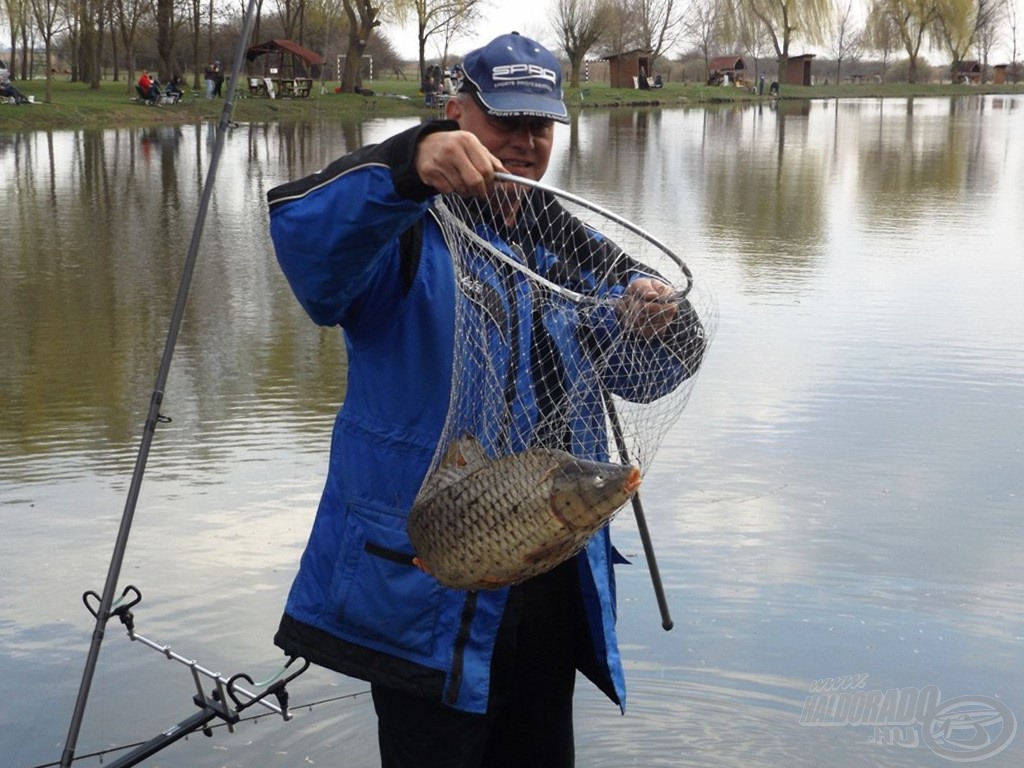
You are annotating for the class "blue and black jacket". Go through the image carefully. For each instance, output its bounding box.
[267,120,704,713]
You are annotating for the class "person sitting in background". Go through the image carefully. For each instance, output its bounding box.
[165,74,185,103]
[0,70,30,104]
[137,70,160,102]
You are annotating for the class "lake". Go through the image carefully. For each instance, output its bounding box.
[1,96,1022,767]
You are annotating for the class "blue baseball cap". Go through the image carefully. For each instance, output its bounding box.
[458,32,569,124]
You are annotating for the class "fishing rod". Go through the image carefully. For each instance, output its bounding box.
[59,3,261,766]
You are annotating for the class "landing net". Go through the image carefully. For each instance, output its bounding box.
[426,174,717,482]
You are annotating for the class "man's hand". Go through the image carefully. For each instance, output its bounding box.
[415,130,504,198]
[616,278,679,340]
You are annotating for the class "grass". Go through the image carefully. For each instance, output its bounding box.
[2,76,1022,132]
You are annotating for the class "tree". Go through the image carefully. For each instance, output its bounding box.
[731,0,834,91]
[932,0,979,79]
[863,0,899,78]
[867,0,937,82]
[28,0,71,101]
[553,0,612,87]
[682,0,727,80]
[631,0,684,61]
[275,0,307,39]
[3,0,32,78]
[827,0,862,82]
[1007,0,1020,81]
[112,0,152,93]
[340,0,379,90]
[409,0,482,83]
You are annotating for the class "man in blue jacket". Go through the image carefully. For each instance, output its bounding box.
[268,32,705,768]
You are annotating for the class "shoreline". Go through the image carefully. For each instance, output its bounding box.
[2,78,1022,133]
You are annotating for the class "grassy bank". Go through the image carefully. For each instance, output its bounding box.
[2,76,1022,132]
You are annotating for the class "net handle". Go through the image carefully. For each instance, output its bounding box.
[494,172,694,297]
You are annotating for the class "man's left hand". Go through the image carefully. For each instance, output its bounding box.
[616,278,678,340]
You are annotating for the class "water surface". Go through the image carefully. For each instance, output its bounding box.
[1,96,1022,767]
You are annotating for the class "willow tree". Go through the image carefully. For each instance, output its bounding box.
[553,0,613,87]
[729,0,834,91]
[932,0,978,79]
[933,0,1003,80]
[867,0,937,82]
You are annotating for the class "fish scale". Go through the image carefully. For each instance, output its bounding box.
[408,436,640,590]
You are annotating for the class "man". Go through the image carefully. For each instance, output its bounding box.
[204,60,216,99]
[268,32,704,768]
[0,69,30,104]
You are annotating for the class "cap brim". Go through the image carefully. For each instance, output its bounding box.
[473,90,570,124]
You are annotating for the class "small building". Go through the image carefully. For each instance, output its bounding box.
[993,64,1008,84]
[782,54,816,86]
[708,55,747,86]
[953,60,982,84]
[245,38,324,98]
[602,49,654,89]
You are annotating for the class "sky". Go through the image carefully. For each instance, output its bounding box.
[389,0,1024,66]
[390,2,559,62]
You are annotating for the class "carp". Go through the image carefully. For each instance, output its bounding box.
[407,436,641,591]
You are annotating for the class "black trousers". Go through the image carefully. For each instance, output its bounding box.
[372,561,581,768]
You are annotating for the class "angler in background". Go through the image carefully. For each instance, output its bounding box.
[268,32,707,768]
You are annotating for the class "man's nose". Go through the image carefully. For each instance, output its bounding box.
[508,124,535,147]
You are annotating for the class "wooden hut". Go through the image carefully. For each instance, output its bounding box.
[708,55,747,86]
[953,60,982,84]
[783,54,815,86]
[245,39,324,98]
[602,49,654,89]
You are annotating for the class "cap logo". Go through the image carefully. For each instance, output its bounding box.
[492,63,557,86]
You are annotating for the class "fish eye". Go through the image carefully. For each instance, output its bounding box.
[593,474,607,489]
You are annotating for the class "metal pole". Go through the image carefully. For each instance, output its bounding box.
[58,4,260,765]
[603,391,674,631]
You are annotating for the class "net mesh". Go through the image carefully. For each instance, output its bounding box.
[423,176,717,488]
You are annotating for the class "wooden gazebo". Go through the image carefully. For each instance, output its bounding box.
[245,39,324,98]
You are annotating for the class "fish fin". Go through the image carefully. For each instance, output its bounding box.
[445,434,490,470]
[412,556,432,575]
[419,435,489,500]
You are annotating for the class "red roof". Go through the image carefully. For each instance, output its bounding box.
[246,39,324,67]
[709,56,745,72]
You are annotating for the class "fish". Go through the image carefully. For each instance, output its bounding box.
[407,435,641,591]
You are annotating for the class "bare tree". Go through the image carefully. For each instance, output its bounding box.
[1007,0,1020,80]
[340,0,379,90]
[28,0,71,101]
[275,0,306,38]
[112,0,152,92]
[682,0,727,79]
[630,0,684,61]
[410,0,482,82]
[827,0,862,82]
[553,0,612,87]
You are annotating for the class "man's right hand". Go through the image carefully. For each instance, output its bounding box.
[415,130,504,199]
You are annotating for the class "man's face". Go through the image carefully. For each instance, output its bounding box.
[447,95,555,182]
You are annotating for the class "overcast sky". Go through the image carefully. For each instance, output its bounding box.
[390,2,559,62]
[389,0,1023,65]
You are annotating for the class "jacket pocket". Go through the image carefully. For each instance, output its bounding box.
[330,503,443,658]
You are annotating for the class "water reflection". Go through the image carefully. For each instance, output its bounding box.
[2,98,1023,768]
